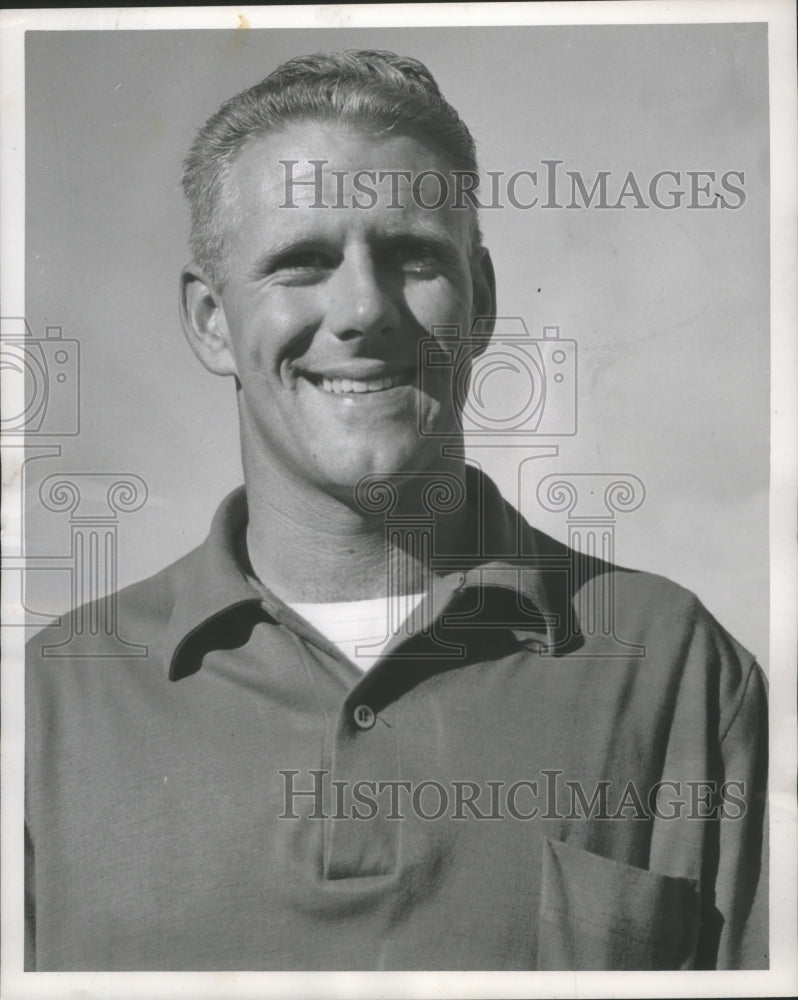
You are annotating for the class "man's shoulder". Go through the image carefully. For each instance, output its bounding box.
[605,558,754,665]
[531,519,749,644]
[25,543,202,670]
[480,470,759,675]
[524,519,759,689]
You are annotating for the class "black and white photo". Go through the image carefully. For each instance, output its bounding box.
[2,3,795,998]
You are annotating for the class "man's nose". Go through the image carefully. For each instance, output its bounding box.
[323,249,400,341]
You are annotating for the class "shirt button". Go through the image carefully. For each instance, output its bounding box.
[353,705,376,730]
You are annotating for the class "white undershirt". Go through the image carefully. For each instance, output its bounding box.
[288,592,427,672]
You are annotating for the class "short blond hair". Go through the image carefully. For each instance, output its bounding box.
[181,49,482,289]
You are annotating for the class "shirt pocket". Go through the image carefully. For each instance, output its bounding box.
[537,837,701,970]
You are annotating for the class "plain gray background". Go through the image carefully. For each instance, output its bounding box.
[24,25,770,665]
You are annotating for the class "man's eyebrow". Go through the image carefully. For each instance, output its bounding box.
[377,229,457,248]
[373,229,463,261]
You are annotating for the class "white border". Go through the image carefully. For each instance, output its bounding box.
[2,3,796,998]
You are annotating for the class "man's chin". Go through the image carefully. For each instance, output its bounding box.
[309,443,447,505]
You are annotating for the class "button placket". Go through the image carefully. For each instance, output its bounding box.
[324,701,401,880]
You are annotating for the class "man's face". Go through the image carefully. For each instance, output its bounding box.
[192,121,492,499]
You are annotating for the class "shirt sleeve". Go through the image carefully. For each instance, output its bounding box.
[25,819,36,970]
[712,661,769,969]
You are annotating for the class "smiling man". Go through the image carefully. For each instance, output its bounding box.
[179,109,493,604]
[25,50,767,972]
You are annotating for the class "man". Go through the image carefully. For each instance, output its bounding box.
[25,49,767,971]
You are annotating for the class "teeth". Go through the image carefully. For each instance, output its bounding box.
[316,373,406,394]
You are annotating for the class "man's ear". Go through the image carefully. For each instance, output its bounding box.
[179,264,238,377]
[469,247,497,353]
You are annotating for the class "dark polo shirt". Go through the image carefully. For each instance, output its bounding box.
[25,469,767,971]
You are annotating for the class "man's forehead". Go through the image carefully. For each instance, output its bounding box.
[233,119,455,174]
[225,121,472,244]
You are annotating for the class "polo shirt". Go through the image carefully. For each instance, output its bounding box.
[25,467,768,971]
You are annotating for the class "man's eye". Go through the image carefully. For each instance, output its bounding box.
[277,251,331,271]
[390,247,441,275]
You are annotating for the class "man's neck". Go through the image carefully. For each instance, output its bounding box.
[243,455,471,604]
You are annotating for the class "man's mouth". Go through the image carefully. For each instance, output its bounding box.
[303,370,415,395]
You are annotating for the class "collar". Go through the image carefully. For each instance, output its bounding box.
[440,465,570,650]
[166,469,572,681]
[166,488,264,680]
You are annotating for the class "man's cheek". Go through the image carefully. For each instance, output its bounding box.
[417,372,456,434]
[270,288,321,329]
[406,282,466,326]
